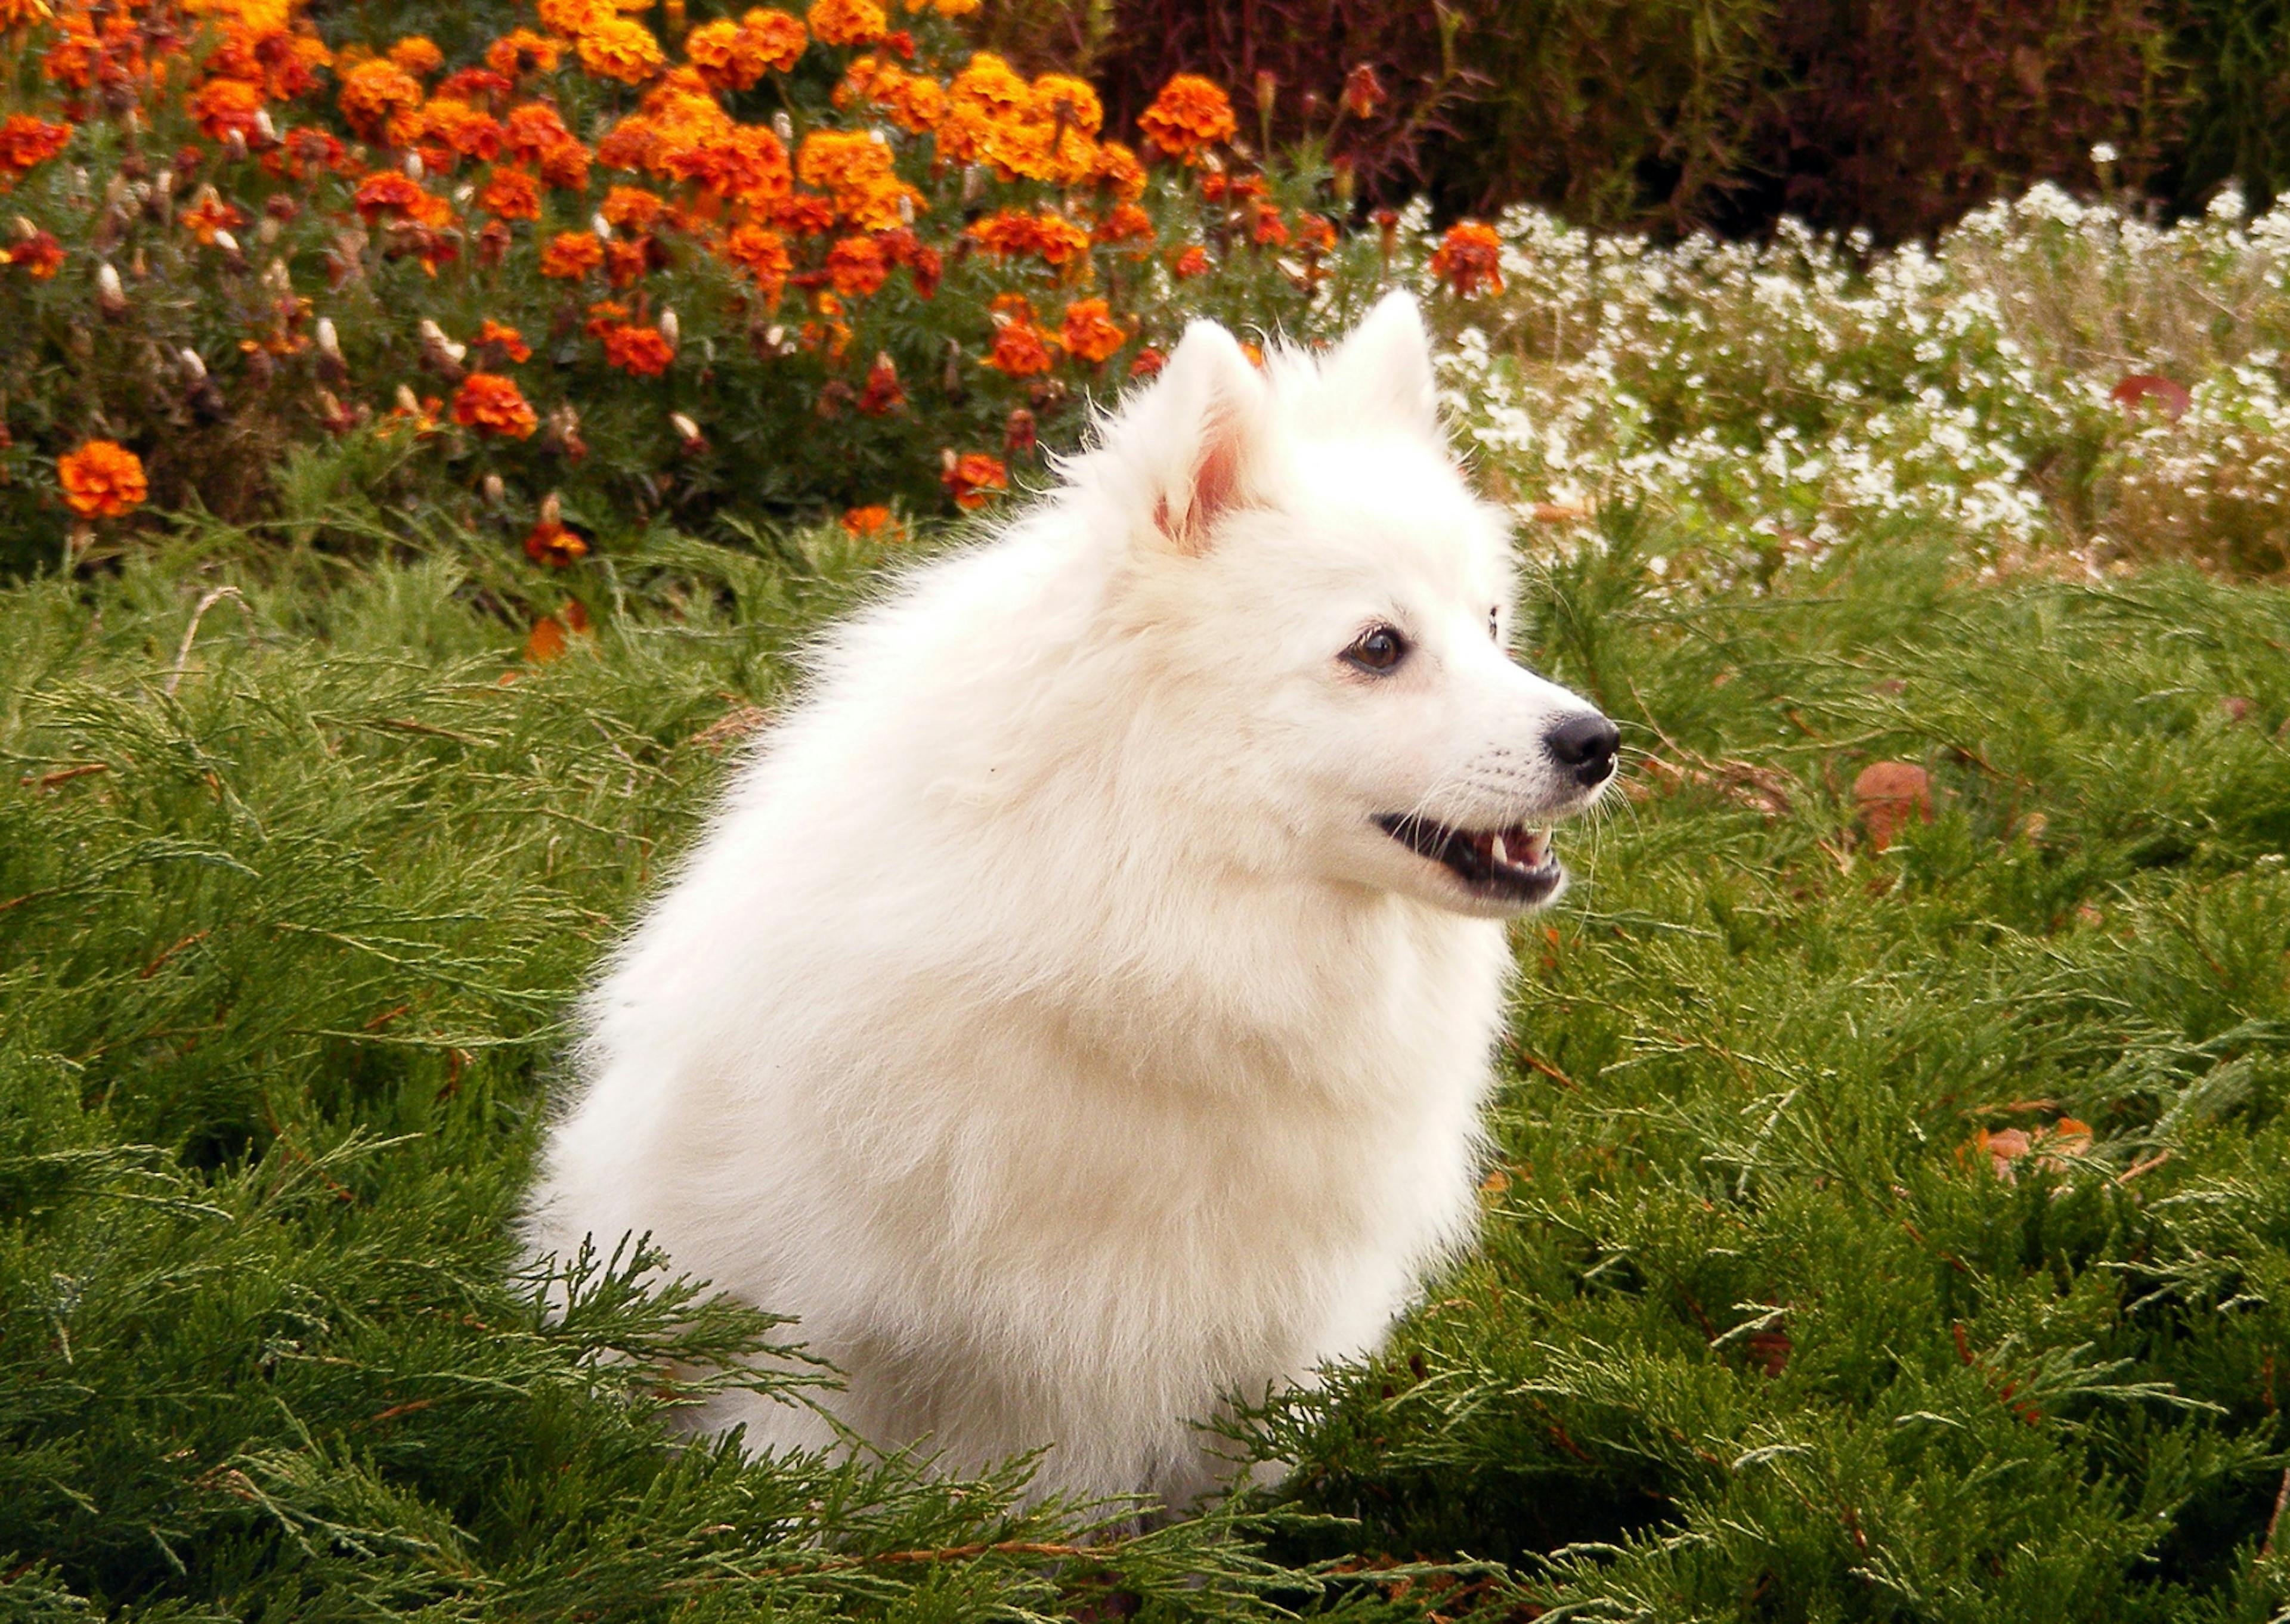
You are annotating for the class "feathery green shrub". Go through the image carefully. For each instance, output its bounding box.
[5,522,2288,1618]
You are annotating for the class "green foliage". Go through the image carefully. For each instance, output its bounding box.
[5,520,2290,1617]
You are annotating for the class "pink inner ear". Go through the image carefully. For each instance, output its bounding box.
[1164,408,1248,554]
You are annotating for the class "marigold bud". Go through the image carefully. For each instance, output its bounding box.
[658,307,679,349]
[539,490,562,527]
[95,261,126,315]
[773,111,795,144]
[179,346,207,381]
[482,472,506,507]
[404,151,425,181]
[254,110,278,144]
[212,229,240,256]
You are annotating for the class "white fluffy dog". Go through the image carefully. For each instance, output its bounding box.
[524,292,1619,1510]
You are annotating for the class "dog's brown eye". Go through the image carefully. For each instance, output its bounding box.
[1344,626,1407,674]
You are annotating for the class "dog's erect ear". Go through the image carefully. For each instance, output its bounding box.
[1107,318,1270,556]
[1316,290,1438,437]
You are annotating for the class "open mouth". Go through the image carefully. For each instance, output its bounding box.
[1375,813,1564,904]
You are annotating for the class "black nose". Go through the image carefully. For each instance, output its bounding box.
[1544,712,1620,786]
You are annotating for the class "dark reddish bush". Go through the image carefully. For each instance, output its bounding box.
[1754,0,2184,240]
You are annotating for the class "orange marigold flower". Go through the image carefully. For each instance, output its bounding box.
[601,322,674,374]
[0,114,73,172]
[1251,204,1289,247]
[487,29,562,73]
[338,57,425,141]
[540,230,605,277]
[840,55,943,132]
[525,519,588,566]
[1129,345,1164,377]
[1090,139,1146,200]
[3,229,64,278]
[1295,211,1337,252]
[744,6,808,65]
[1138,73,1234,162]
[478,318,533,362]
[601,184,667,231]
[796,129,918,231]
[1429,219,1503,296]
[841,504,894,536]
[724,223,791,306]
[578,16,666,82]
[983,317,1054,377]
[536,0,612,35]
[453,372,539,438]
[388,35,444,76]
[967,208,1090,268]
[181,194,249,243]
[941,451,1007,509]
[0,0,54,28]
[1059,297,1126,364]
[189,77,265,142]
[806,0,882,45]
[477,164,543,219]
[824,233,890,297]
[58,439,147,518]
[1171,243,1209,278]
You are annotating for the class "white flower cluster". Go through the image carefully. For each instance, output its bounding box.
[1404,183,2290,588]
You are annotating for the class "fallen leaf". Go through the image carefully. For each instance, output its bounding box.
[1853,761,1932,851]
[2110,373,2190,419]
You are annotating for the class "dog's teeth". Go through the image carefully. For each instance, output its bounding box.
[1490,833,1508,866]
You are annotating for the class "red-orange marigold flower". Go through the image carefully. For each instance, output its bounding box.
[352,171,450,226]
[824,233,890,297]
[1059,297,1126,364]
[1093,202,1153,244]
[601,323,674,374]
[601,184,667,231]
[967,208,1090,268]
[1171,243,1209,278]
[487,28,562,75]
[478,318,533,361]
[841,504,893,537]
[540,230,605,277]
[525,519,589,566]
[1137,73,1234,162]
[806,0,883,45]
[453,372,539,438]
[857,351,905,414]
[1129,345,1165,377]
[983,318,1054,377]
[941,451,1007,509]
[476,164,543,219]
[0,114,72,172]
[1429,219,1503,296]
[3,229,64,278]
[58,439,147,518]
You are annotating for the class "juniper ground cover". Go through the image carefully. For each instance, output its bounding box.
[5,504,2289,1620]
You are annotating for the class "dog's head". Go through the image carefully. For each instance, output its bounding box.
[1069,292,1617,918]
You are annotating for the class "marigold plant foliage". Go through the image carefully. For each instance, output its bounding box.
[0,0,1368,574]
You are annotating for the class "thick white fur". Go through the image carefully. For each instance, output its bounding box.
[525,293,1607,1510]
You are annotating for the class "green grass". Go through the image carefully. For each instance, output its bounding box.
[5,523,2289,1621]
